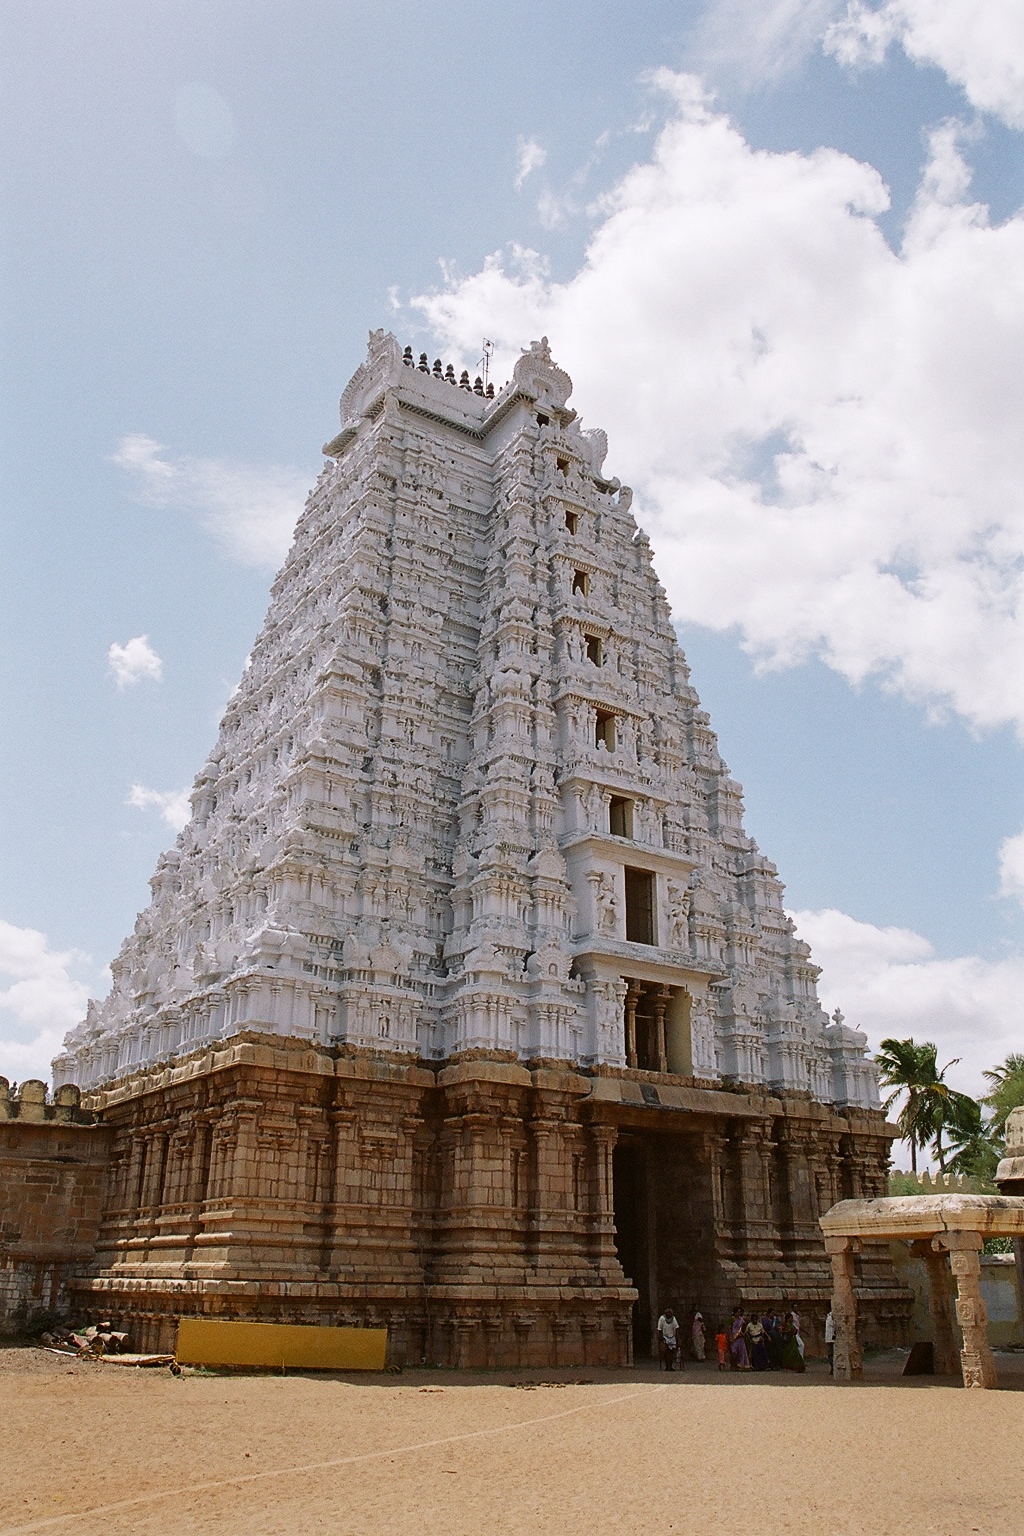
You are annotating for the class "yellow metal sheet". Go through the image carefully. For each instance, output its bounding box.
[174,1319,388,1370]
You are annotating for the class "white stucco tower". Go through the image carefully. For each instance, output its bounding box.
[55,332,878,1110]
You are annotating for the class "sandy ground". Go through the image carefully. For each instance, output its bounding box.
[2,1345,1023,1536]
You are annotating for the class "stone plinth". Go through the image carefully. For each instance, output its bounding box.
[63,1034,900,1364]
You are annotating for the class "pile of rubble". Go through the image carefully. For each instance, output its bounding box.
[39,1321,129,1357]
[38,1321,175,1369]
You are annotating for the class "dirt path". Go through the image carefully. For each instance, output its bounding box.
[1,1346,1021,1536]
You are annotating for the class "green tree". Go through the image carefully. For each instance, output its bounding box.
[982,1053,1024,1137]
[875,1038,982,1174]
[934,1093,994,1178]
[945,1127,1000,1184]
[876,1038,942,1173]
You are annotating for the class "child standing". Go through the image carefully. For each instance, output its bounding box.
[715,1324,728,1371]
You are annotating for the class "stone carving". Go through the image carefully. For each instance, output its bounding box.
[666,879,691,949]
[688,993,718,1078]
[53,331,879,1112]
[589,872,618,936]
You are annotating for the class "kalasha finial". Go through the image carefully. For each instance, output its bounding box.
[485,382,495,398]
[432,358,443,377]
[402,345,414,367]
[473,376,484,395]
[459,370,472,391]
[445,363,456,384]
[418,352,429,372]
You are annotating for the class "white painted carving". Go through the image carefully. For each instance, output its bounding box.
[53,332,879,1108]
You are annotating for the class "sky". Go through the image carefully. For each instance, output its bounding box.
[2,0,1023,1126]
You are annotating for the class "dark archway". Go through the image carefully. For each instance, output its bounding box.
[612,1140,653,1357]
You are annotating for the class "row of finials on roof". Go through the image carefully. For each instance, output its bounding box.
[402,345,497,398]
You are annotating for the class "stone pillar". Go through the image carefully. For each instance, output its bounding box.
[624,983,640,1070]
[779,1127,816,1228]
[824,1235,862,1380]
[1013,1238,1024,1343]
[228,1099,263,1201]
[512,1312,534,1368]
[703,1131,727,1226]
[940,1232,998,1389]
[732,1125,775,1261]
[909,1239,960,1376]
[653,986,670,1074]
[125,1133,147,1219]
[587,1122,620,1271]
[528,1111,571,1272]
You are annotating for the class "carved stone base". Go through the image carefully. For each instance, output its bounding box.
[69,1035,904,1367]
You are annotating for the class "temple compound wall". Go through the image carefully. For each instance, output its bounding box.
[50,333,907,1364]
[67,1034,902,1364]
[0,1081,112,1334]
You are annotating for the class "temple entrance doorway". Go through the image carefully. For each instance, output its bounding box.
[612,1139,655,1357]
[612,1126,719,1360]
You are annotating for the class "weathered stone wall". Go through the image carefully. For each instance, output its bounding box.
[0,1082,112,1334]
[68,1035,904,1364]
[890,1241,1023,1350]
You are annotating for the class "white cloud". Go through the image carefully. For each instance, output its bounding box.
[0,920,92,1084]
[107,634,163,689]
[791,907,1024,1097]
[514,135,547,190]
[415,73,1024,738]
[110,433,310,569]
[826,1,1024,128]
[127,783,192,833]
[999,830,1024,908]
[696,0,844,83]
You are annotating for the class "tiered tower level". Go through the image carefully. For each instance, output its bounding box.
[57,334,876,1104]
[51,336,902,1366]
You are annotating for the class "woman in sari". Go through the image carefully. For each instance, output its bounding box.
[729,1306,750,1370]
[746,1315,771,1370]
[779,1311,806,1372]
[690,1308,706,1362]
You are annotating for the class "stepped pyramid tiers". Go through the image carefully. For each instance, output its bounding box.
[53,333,903,1365]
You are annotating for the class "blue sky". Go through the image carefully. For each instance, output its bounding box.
[2,0,1023,1109]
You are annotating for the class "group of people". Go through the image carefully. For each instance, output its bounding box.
[655,1304,811,1373]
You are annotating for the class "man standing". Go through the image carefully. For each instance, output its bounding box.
[657,1308,682,1371]
[825,1308,835,1374]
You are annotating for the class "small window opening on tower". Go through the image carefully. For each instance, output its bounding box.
[624,867,656,945]
[585,634,602,666]
[557,456,570,474]
[572,568,589,596]
[537,412,550,426]
[564,510,578,534]
[608,795,633,838]
[595,710,616,751]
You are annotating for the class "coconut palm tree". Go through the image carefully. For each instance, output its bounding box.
[931,1085,987,1176]
[875,1038,980,1174]
[875,1038,941,1174]
[945,1114,1000,1183]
